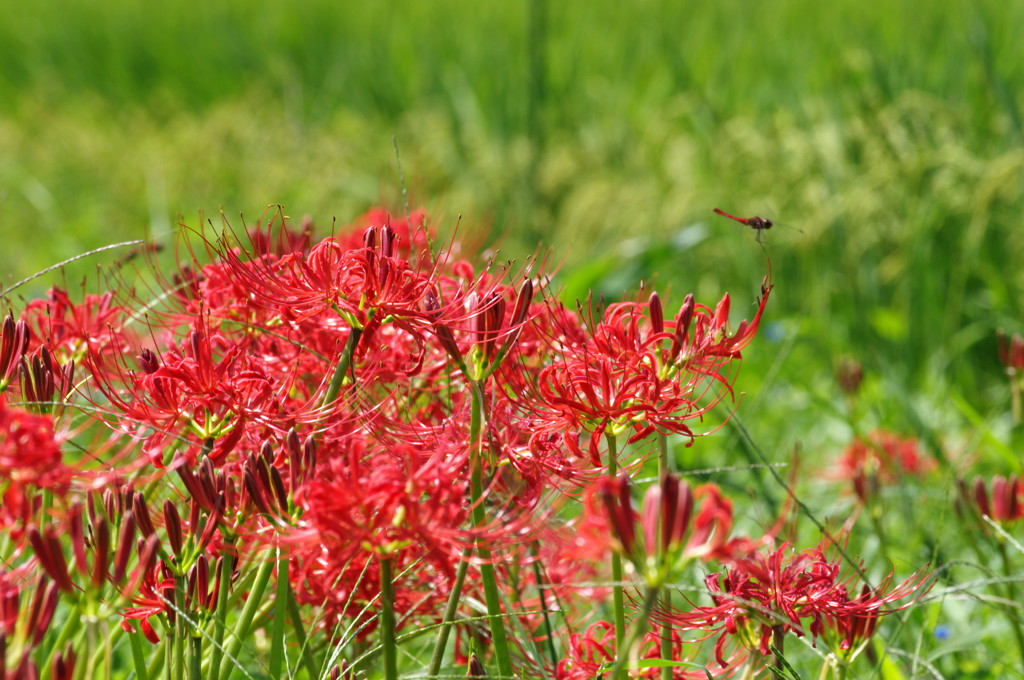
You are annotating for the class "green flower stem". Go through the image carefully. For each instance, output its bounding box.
[995,538,1024,669]
[81,618,119,680]
[770,625,786,680]
[165,627,173,680]
[218,556,276,680]
[128,629,151,680]
[469,381,513,680]
[46,602,82,665]
[82,617,98,680]
[834,656,848,680]
[268,553,290,680]
[426,548,472,679]
[173,577,187,680]
[379,557,399,680]
[864,489,892,567]
[608,583,660,680]
[530,544,560,668]
[322,326,363,409]
[286,585,320,680]
[209,542,236,680]
[146,637,166,680]
[657,434,672,680]
[189,633,202,680]
[605,433,627,659]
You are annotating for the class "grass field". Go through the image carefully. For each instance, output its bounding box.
[3,1,1024,678]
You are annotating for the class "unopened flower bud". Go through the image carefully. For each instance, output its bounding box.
[91,522,110,588]
[137,348,160,374]
[467,653,487,679]
[648,292,664,335]
[133,492,156,539]
[601,475,637,558]
[836,357,863,395]
[27,528,73,593]
[112,511,137,584]
[164,501,183,555]
[0,314,30,387]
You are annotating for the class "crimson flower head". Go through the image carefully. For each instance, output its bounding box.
[998,328,1024,373]
[957,475,1024,526]
[0,398,70,499]
[555,621,714,679]
[655,542,932,668]
[0,313,30,393]
[89,319,278,467]
[20,287,133,365]
[121,559,176,644]
[599,473,735,585]
[836,429,933,502]
[530,281,771,466]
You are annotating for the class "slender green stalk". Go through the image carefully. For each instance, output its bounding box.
[173,577,187,680]
[286,585,321,680]
[209,542,236,680]
[189,634,202,680]
[865,498,892,567]
[146,638,166,680]
[379,557,399,680]
[468,381,514,679]
[605,434,627,658]
[995,539,1024,668]
[128,629,151,680]
[530,544,560,668]
[45,602,82,664]
[608,584,660,679]
[83,618,98,680]
[322,326,363,409]
[426,548,472,678]
[218,556,276,680]
[165,626,173,680]
[268,553,290,680]
[770,625,786,680]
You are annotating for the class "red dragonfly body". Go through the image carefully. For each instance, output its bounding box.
[713,208,773,242]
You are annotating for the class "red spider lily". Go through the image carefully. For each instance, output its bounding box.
[654,543,932,668]
[0,399,70,494]
[599,474,738,584]
[836,430,933,502]
[20,288,134,364]
[528,283,771,467]
[216,222,438,344]
[85,320,282,467]
[247,213,314,257]
[121,559,177,643]
[0,313,30,394]
[0,564,30,638]
[997,329,1024,373]
[835,357,864,395]
[287,434,475,637]
[957,475,1024,525]
[18,345,75,415]
[555,620,725,679]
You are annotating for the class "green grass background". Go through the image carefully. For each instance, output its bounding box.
[3,1,1024,672]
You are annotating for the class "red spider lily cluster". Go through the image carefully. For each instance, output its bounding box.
[0,206,932,679]
[652,544,931,674]
[835,429,934,503]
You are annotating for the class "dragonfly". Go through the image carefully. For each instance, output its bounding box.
[713,208,774,243]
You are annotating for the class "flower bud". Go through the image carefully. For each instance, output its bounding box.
[112,511,137,584]
[648,292,664,335]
